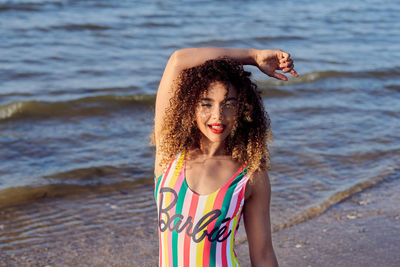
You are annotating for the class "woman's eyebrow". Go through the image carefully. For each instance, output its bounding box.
[200,97,237,102]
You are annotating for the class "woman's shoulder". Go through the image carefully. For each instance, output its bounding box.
[245,170,270,200]
[155,150,185,178]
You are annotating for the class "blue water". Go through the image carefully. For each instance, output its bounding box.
[0,0,399,263]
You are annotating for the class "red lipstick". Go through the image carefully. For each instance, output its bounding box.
[208,123,225,134]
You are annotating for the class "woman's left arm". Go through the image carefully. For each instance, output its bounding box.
[243,171,279,267]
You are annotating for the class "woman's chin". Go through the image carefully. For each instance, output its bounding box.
[203,132,229,144]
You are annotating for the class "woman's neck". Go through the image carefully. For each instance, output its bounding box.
[197,136,227,157]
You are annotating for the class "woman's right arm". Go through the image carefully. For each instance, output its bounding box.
[155,48,256,140]
[154,48,298,175]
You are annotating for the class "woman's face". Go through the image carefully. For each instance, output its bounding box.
[195,81,238,145]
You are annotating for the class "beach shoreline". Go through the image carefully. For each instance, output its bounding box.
[2,0,400,266]
[237,173,400,267]
[1,172,399,266]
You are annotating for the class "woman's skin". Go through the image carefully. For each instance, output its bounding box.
[154,47,298,267]
[186,81,242,196]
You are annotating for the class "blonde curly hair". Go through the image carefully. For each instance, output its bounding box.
[153,58,272,178]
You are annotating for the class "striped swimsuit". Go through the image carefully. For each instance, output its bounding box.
[154,150,249,267]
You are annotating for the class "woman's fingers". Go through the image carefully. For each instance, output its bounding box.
[279,60,293,69]
[272,71,288,81]
[290,69,299,77]
[261,49,299,80]
[282,67,299,76]
[279,57,298,77]
[278,50,290,60]
[280,60,294,72]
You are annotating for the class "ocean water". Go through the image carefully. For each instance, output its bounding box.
[1,0,399,264]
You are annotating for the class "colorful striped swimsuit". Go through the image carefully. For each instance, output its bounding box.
[154,150,249,267]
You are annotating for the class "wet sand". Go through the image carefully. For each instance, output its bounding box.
[237,174,400,267]
[1,175,399,266]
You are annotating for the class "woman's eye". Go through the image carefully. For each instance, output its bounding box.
[201,103,212,107]
[224,102,236,108]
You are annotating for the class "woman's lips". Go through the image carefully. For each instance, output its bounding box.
[208,123,225,134]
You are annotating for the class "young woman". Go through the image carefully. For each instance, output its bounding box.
[153,48,298,267]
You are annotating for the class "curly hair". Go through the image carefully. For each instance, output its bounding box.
[155,57,272,177]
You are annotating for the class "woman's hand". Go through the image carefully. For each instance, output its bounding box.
[154,47,298,175]
[253,49,298,81]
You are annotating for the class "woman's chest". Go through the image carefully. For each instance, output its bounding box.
[185,158,241,195]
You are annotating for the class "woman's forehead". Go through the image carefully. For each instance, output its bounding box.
[202,81,237,99]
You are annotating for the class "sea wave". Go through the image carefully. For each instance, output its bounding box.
[386,84,400,92]
[257,67,400,86]
[0,87,298,122]
[190,35,305,47]
[0,0,63,12]
[0,4,40,12]
[0,94,155,121]
[48,24,112,32]
[0,179,153,210]
[45,164,152,183]
[2,164,397,234]
[235,165,399,245]
[137,22,179,28]
[273,166,398,230]
[253,36,305,42]
[2,67,398,121]
[258,87,297,98]
[189,38,249,47]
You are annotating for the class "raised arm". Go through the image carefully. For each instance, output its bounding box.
[243,171,279,267]
[155,48,256,141]
[154,48,297,174]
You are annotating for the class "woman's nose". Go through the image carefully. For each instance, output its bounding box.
[211,105,223,120]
